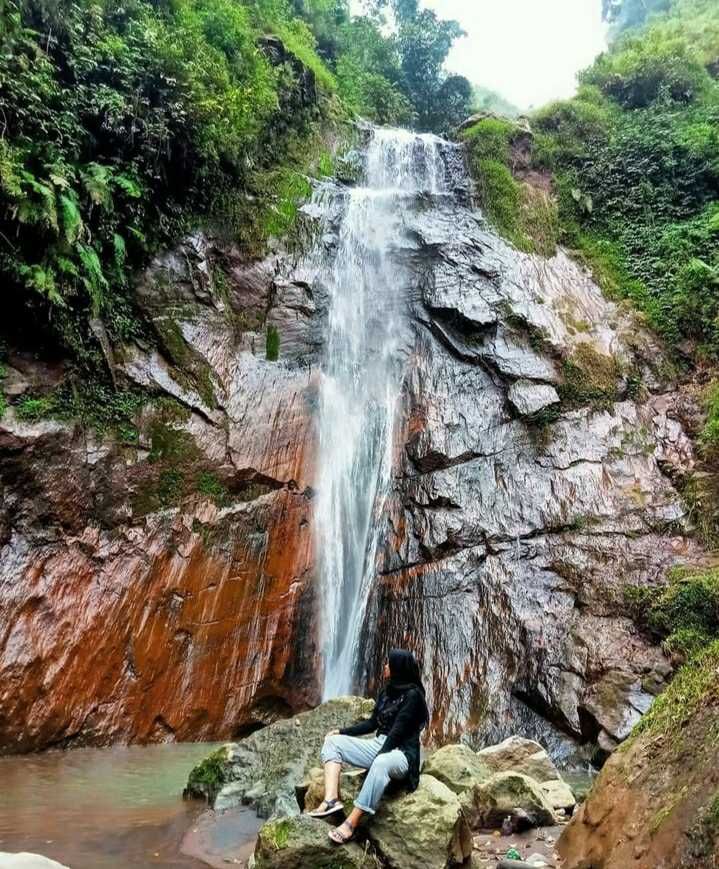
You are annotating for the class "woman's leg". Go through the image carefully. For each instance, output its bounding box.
[329,749,408,843]
[316,735,383,807]
[353,749,409,816]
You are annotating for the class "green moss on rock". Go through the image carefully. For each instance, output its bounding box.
[184,747,229,803]
[559,343,620,408]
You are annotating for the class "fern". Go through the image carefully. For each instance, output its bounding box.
[59,194,83,243]
[17,171,58,231]
[114,173,143,198]
[77,243,108,313]
[18,263,63,304]
[112,232,126,268]
[81,163,114,209]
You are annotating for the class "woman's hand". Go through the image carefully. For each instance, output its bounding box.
[326,728,340,737]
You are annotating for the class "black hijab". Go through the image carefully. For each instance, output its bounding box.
[384,648,429,723]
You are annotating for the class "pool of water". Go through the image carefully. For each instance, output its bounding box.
[0,743,231,869]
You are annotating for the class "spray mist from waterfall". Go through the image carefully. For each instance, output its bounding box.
[313,127,449,698]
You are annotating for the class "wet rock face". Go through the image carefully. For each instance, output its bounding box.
[359,198,705,756]
[0,233,322,752]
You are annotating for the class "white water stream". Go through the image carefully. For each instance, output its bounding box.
[313,128,449,697]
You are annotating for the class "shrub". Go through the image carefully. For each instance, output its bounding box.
[582,26,710,108]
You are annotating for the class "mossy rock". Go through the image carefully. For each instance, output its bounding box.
[476,736,561,783]
[421,743,492,794]
[187,696,374,817]
[254,815,379,869]
[183,745,232,803]
[369,774,473,869]
[464,771,556,830]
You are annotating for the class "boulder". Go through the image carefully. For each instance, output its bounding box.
[421,743,492,794]
[302,767,473,869]
[370,774,473,869]
[464,772,556,830]
[539,779,576,811]
[253,815,378,869]
[0,856,70,869]
[477,737,560,782]
[300,766,366,814]
[187,696,374,816]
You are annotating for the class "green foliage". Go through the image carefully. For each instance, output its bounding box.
[625,566,719,658]
[15,396,55,422]
[196,471,229,506]
[700,382,719,453]
[462,118,559,256]
[266,324,281,361]
[631,637,719,739]
[583,26,710,108]
[531,0,719,364]
[14,381,145,436]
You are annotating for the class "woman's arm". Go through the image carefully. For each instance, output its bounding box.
[339,704,378,737]
[376,691,423,754]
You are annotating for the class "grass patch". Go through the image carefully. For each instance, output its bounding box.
[559,343,620,409]
[461,118,560,256]
[630,638,719,740]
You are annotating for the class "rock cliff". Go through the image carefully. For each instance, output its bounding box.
[0,233,322,751]
[356,160,706,756]
[0,132,708,759]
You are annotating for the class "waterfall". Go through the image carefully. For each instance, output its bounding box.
[312,127,450,697]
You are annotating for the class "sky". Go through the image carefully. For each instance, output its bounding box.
[356,0,609,111]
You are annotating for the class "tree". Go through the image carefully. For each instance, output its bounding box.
[395,7,471,131]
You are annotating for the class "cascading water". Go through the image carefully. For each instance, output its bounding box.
[312,127,450,697]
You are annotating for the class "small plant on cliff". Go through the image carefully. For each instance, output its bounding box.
[266,325,281,362]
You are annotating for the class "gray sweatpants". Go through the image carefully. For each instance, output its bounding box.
[321,733,409,814]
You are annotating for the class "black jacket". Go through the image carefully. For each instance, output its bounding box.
[339,687,426,790]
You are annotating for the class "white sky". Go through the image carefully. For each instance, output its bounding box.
[353,0,609,111]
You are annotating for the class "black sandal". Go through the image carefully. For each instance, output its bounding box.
[329,821,356,844]
[307,798,343,818]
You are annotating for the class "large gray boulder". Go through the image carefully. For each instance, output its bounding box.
[477,737,560,782]
[253,815,378,869]
[463,771,556,830]
[300,768,473,869]
[539,778,576,812]
[370,774,472,869]
[186,696,374,816]
[421,743,492,794]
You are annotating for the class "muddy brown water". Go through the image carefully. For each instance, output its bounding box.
[0,743,261,869]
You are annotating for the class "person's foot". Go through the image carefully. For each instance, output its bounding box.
[307,798,343,818]
[328,820,356,844]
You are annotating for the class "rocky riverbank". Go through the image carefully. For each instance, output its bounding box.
[186,697,582,869]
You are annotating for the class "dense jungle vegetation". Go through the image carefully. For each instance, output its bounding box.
[463,0,719,456]
[0,0,471,388]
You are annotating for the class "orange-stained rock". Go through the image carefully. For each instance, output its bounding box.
[0,491,318,752]
[0,235,323,753]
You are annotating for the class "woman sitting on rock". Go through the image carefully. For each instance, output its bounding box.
[309,648,429,844]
